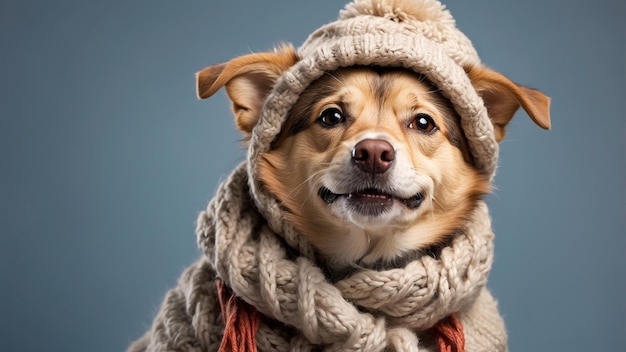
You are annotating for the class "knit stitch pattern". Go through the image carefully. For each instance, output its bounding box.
[129,164,507,351]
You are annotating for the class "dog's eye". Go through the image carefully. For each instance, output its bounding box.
[318,107,345,128]
[408,113,437,133]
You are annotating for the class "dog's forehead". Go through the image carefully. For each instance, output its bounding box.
[311,68,438,109]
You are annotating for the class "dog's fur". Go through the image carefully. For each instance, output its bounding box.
[198,45,550,272]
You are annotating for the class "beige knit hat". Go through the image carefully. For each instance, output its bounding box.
[246,0,499,237]
[248,0,497,180]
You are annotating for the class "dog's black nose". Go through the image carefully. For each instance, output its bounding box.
[352,139,395,174]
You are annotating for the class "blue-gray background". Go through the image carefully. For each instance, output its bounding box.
[1,0,624,351]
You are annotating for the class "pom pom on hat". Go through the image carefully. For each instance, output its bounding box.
[324,0,481,68]
[340,0,454,25]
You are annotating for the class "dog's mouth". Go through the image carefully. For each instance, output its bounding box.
[318,186,423,216]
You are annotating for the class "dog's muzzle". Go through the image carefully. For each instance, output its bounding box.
[318,138,424,216]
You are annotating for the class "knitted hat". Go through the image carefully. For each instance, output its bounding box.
[247,0,498,239]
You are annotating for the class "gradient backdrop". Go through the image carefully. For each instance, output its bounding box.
[1,1,624,351]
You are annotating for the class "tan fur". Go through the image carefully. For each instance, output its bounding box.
[196,45,299,134]
[259,68,490,266]
[197,48,551,268]
[465,65,551,141]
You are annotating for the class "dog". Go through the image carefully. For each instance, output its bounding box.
[128,1,553,350]
[197,44,550,274]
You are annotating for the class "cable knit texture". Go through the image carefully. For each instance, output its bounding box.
[128,1,510,351]
[129,165,507,351]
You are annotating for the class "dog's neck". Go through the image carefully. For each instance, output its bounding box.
[309,223,412,271]
[319,234,452,282]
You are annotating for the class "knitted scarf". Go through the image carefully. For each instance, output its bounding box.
[127,163,508,352]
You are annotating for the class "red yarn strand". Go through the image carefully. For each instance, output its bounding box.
[434,314,465,352]
[216,279,261,352]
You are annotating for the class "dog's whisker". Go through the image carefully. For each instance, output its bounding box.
[431,194,444,211]
[285,165,333,201]
[323,71,348,89]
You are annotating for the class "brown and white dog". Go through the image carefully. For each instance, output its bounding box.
[197,45,550,274]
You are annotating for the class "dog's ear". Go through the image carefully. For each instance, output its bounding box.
[465,65,551,142]
[196,44,299,134]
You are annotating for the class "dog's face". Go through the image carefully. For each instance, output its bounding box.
[197,45,550,268]
[258,67,489,265]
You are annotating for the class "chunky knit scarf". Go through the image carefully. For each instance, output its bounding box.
[128,163,507,352]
